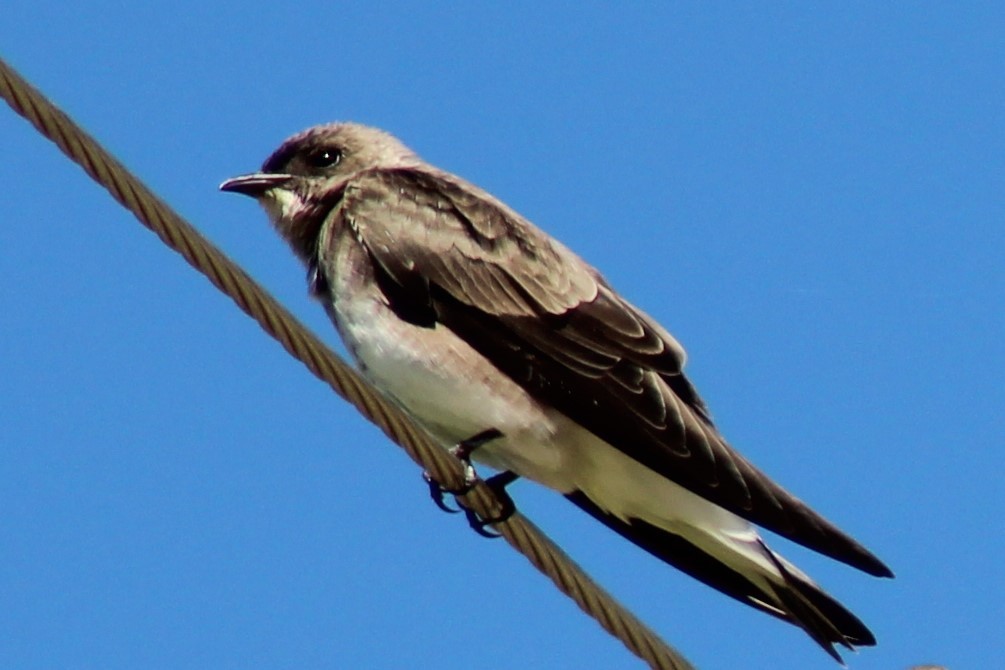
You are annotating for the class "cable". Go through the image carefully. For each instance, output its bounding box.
[0,56,695,670]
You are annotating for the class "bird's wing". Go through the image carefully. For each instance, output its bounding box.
[333,167,891,578]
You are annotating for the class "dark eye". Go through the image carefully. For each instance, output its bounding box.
[304,147,342,169]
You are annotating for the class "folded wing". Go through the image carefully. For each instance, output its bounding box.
[333,167,891,578]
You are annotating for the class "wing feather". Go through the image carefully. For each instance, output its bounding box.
[338,167,891,578]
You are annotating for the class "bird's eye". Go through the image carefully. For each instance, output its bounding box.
[304,148,342,169]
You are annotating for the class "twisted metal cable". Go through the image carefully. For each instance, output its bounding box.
[1,56,695,670]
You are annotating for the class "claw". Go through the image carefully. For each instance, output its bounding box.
[424,472,460,514]
[458,470,520,538]
[423,428,519,536]
[462,504,504,538]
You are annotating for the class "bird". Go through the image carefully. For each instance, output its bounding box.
[220,122,892,662]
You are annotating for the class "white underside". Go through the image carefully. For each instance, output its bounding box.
[324,250,816,601]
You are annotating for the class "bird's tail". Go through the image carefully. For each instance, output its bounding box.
[756,539,875,662]
[566,491,874,663]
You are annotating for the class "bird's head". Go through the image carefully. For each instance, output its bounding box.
[220,122,419,261]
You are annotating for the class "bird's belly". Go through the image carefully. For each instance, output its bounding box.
[329,290,574,489]
[326,281,768,575]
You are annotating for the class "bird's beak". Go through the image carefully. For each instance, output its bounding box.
[219,173,293,198]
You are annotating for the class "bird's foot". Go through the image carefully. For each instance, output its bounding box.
[459,470,519,538]
[423,428,517,536]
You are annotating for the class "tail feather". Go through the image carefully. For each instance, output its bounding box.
[566,491,875,663]
[758,538,872,663]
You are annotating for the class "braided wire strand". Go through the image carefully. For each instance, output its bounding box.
[0,56,695,670]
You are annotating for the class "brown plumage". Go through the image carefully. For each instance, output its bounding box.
[221,122,892,662]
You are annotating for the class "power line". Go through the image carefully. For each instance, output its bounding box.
[0,56,694,670]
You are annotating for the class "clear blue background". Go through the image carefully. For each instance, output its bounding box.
[2,4,1001,669]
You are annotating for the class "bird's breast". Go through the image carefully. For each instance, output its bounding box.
[320,233,571,485]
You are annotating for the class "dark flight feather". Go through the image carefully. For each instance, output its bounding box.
[566,491,875,659]
[333,167,892,579]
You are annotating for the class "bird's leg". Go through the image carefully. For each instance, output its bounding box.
[423,428,520,536]
[423,428,503,512]
[461,470,520,538]
[450,427,504,484]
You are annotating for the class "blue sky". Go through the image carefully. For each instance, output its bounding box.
[2,3,1002,669]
